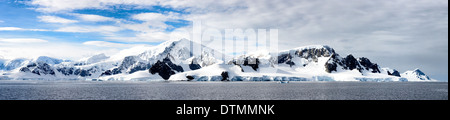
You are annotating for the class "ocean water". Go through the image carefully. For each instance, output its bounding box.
[0,81,447,100]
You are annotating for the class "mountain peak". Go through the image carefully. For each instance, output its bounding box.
[291,45,334,51]
[159,38,191,48]
[412,69,428,76]
[79,53,110,64]
[279,45,336,61]
[34,56,67,65]
[286,45,336,56]
[403,68,432,81]
[413,68,422,72]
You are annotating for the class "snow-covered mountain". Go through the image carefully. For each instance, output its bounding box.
[34,56,71,65]
[0,39,437,82]
[0,58,29,71]
[76,53,110,66]
[402,69,432,81]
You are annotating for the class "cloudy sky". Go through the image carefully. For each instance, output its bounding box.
[0,0,448,80]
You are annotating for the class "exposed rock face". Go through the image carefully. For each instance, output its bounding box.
[358,57,381,73]
[325,54,342,73]
[189,61,202,70]
[267,46,386,75]
[325,54,383,74]
[342,55,361,71]
[57,67,75,76]
[186,76,195,81]
[228,46,384,75]
[278,46,335,66]
[243,58,260,71]
[19,67,31,73]
[388,69,401,77]
[150,61,176,80]
[230,57,260,71]
[20,62,56,76]
[391,70,401,77]
[74,69,92,77]
[278,54,295,66]
[149,57,184,80]
[294,46,335,62]
[57,67,99,77]
[221,71,229,81]
[17,61,99,77]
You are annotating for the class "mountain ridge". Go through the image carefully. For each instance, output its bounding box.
[0,39,437,82]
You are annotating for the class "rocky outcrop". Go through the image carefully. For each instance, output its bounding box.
[230,57,260,71]
[221,71,229,81]
[342,54,361,71]
[278,54,295,66]
[325,54,382,74]
[186,76,195,81]
[325,54,342,73]
[149,57,184,80]
[57,67,75,76]
[20,62,56,76]
[189,61,202,70]
[294,46,335,62]
[243,58,260,71]
[73,69,92,77]
[358,57,381,73]
[387,69,401,77]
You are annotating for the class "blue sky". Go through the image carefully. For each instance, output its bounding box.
[0,0,448,81]
[0,0,189,45]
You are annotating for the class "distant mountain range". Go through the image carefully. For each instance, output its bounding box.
[0,39,435,82]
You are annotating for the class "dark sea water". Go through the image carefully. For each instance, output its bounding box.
[0,81,447,100]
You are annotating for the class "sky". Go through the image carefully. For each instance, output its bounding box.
[0,0,448,81]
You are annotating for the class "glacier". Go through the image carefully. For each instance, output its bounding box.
[0,39,437,82]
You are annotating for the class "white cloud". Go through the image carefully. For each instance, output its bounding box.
[0,38,48,43]
[93,12,184,43]
[0,42,121,60]
[0,27,48,31]
[105,31,172,43]
[133,12,172,22]
[0,20,4,23]
[38,15,78,24]
[83,41,140,48]
[55,26,123,34]
[0,27,22,31]
[30,0,157,12]
[29,0,241,13]
[126,12,182,31]
[75,14,117,22]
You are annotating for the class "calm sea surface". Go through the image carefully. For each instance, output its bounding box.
[0,81,447,100]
